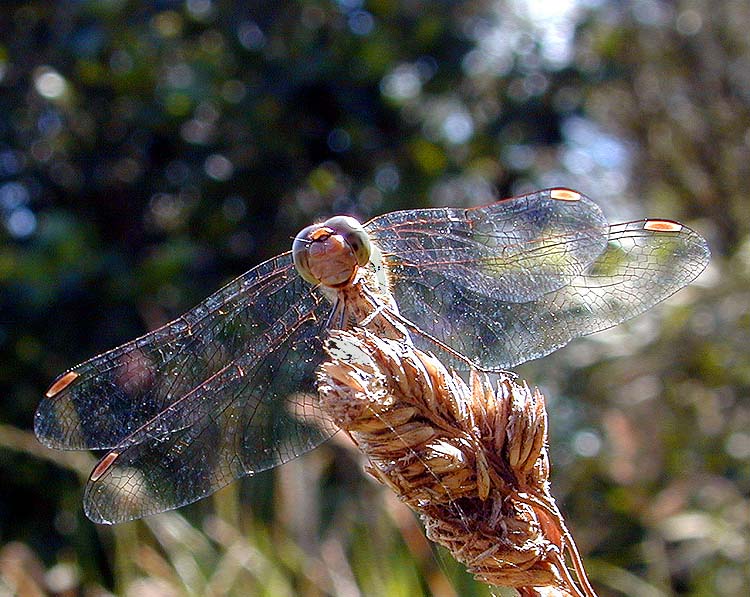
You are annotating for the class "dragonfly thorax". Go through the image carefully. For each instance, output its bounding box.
[292,216,372,288]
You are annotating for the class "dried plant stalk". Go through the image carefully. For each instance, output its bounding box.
[316,330,597,597]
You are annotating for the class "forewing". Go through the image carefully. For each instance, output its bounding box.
[83,292,334,523]
[375,211,709,369]
[35,253,320,450]
[366,188,609,303]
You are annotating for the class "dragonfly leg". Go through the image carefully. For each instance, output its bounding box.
[325,297,348,330]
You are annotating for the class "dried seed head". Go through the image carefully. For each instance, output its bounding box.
[317,329,597,597]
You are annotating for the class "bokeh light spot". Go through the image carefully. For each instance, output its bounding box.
[348,10,374,36]
[186,0,213,20]
[237,21,265,50]
[166,63,194,89]
[381,64,421,101]
[374,164,400,192]
[0,151,23,176]
[676,9,702,35]
[337,0,363,10]
[152,11,183,38]
[442,111,474,144]
[149,193,187,231]
[34,67,67,99]
[5,208,37,238]
[725,432,750,460]
[503,144,536,170]
[204,154,234,181]
[572,430,602,457]
[327,128,352,152]
[0,182,29,209]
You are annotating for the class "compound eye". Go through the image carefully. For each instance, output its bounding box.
[324,216,371,266]
[292,224,322,285]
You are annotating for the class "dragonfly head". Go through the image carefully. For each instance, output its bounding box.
[293,215,372,288]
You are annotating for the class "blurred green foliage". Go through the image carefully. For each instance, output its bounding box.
[0,1,747,596]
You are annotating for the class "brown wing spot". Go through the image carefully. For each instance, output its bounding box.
[45,371,79,398]
[90,451,120,482]
[644,219,683,232]
[550,188,581,202]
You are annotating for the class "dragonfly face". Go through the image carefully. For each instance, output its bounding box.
[35,188,710,523]
[292,215,372,288]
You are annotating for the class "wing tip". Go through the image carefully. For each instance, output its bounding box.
[83,499,117,525]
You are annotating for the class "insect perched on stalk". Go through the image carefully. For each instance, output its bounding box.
[36,188,709,525]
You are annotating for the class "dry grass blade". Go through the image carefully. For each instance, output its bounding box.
[316,330,597,597]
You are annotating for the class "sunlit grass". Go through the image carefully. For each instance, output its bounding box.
[0,425,493,596]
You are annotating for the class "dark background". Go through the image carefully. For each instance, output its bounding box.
[0,1,746,595]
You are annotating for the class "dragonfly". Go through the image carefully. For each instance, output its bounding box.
[35,188,710,524]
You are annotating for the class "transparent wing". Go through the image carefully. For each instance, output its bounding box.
[368,190,709,369]
[34,254,331,451]
[83,292,333,523]
[367,188,609,303]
